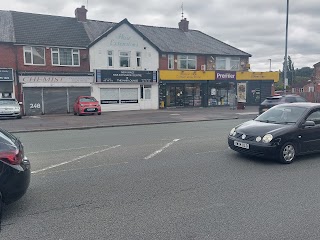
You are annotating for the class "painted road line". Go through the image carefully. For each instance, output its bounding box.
[144,139,180,160]
[27,144,111,154]
[31,145,121,174]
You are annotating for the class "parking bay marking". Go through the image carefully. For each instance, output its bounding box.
[144,139,180,160]
[27,144,111,154]
[31,145,121,174]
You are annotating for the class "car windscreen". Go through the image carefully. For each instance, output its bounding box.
[255,105,307,124]
[261,97,282,105]
[0,99,17,105]
[79,97,96,102]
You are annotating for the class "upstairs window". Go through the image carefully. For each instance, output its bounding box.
[230,57,240,70]
[51,48,80,66]
[23,46,45,65]
[107,50,113,67]
[168,54,174,69]
[178,55,196,70]
[120,52,130,67]
[216,57,226,70]
[136,52,142,67]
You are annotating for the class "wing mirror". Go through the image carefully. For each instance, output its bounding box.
[18,102,23,105]
[302,120,315,128]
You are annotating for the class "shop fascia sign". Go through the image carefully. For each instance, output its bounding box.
[19,75,93,83]
[159,70,214,80]
[96,70,157,83]
[109,33,139,48]
[215,71,236,81]
[0,68,14,81]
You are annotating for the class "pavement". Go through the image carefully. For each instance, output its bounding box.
[0,106,258,133]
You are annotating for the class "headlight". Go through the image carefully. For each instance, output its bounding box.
[262,134,273,143]
[256,136,262,142]
[230,128,236,136]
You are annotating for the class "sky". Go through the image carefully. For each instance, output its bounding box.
[1,0,319,72]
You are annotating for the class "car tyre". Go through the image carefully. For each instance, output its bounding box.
[17,115,22,119]
[73,111,77,116]
[98,112,101,115]
[279,142,296,164]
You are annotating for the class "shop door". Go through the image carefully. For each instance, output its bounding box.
[43,88,68,114]
[169,86,184,107]
[143,86,152,109]
[23,87,43,115]
[68,87,91,113]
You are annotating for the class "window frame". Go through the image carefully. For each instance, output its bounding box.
[177,55,197,70]
[23,46,46,66]
[136,52,142,68]
[216,57,227,70]
[168,54,174,70]
[51,47,80,67]
[107,50,114,67]
[230,57,240,70]
[119,51,131,68]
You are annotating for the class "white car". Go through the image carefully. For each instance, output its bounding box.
[0,98,22,119]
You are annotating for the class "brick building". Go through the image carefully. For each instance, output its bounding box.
[0,6,279,115]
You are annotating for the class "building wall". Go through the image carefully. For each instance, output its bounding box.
[0,43,16,68]
[16,46,90,73]
[89,24,159,71]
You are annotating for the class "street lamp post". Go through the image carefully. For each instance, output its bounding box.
[268,59,272,71]
[284,0,289,93]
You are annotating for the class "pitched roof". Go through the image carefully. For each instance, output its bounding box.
[0,10,15,42]
[1,10,251,56]
[11,11,90,48]
[84,19,251,56]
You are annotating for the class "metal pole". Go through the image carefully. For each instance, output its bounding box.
[284,0,289,93]
[268,59,272,71]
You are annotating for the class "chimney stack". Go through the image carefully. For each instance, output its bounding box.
[75,5,87,22]
[179,18,189,32]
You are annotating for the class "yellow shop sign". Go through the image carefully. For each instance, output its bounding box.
[159,70,214,81]
[236,71,280,82]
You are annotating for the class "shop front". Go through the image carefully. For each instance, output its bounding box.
[19,73,93,115]
[0,69,15,98]
[92,69,158,111]
[159,70,279,108]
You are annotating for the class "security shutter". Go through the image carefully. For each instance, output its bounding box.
[23,87,43,115]
[43,88,68,114]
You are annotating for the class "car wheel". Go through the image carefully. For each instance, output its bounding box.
[73,111,77,116]
[17,115,22,119]
[98,112,101,115]
[279,142,296,164]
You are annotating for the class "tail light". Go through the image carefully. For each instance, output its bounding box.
[0,149,22,165]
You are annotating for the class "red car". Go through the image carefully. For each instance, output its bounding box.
[73,96,101,116]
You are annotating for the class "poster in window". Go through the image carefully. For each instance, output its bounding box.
[237,83,247,103]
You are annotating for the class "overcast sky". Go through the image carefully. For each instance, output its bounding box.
[1,0,319,72]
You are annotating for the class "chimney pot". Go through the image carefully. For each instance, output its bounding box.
[75,6,88,22]
[179,18,189,32]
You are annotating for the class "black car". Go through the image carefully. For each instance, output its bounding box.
[228,102,320,163]
[259,94,307,114]
[0,128,30,219]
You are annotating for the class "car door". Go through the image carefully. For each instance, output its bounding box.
[299,108,320,153]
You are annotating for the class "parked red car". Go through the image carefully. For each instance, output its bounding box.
[73,96,101,116]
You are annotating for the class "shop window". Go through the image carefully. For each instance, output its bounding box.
[120,88,138,103]
[136,52,142,67]
[178,55,196,70]
[100,88,119,104]
[119,52,130,67]
[51,48,80,66]
[24,46,45,65]
[144,85,152,100]
[168,54,174,69]
[216,57,226,70]
[107,50,113,67]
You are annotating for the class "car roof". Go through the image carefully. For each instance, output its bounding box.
[78,96,94,98]
[276,102,320,108]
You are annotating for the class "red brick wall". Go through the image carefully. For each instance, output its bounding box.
[159,54,206,70]
[314,64,320,80]
[16,46,90,72]
[0,43,17,69]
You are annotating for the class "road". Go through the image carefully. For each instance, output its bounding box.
[2,119,320,240]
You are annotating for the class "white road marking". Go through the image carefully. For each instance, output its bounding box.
[27,144,111,154]
[170,113,181,116]
[33,161,129,175]
[144,139,180,160]
[31,145,121,174]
